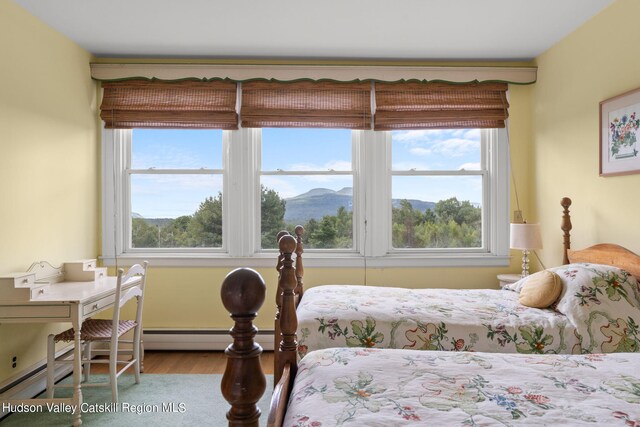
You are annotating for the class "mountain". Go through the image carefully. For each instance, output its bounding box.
[391,198,436,213]
[284,187,353,224]
[132,213,174,227]
[284,187,436,223]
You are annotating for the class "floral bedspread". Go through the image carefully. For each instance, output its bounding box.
[296,285,579,357]
[283,348,640,426]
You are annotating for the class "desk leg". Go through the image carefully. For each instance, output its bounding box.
[71,307,83,426]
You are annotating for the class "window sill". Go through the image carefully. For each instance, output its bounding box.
[100,253,510,268]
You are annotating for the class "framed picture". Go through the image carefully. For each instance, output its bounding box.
[600,87,640,176]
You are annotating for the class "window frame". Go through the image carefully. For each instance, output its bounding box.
[101,127,509,268]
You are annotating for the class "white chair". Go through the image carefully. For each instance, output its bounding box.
[46,262,148,403]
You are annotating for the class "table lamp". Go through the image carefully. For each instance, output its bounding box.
[510,222,542,277]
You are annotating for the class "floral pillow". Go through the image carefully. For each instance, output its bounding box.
[549,263,640,353]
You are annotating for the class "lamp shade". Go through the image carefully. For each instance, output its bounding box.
[510,223,543,250]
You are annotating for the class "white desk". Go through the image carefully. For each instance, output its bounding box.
[0,275,142,426]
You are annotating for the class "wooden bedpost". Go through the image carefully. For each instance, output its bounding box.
[561,197,572,264]
[294,225,305,303]
[221,268,267,427]
[275,234,298,388]
[273,230,288,388]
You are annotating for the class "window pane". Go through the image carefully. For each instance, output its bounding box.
[391,176,482,249]
[392,129,481,171]
[261,176,353,250]
[261,128,351,171]
[131,129,222,169]
[131,174,223,248]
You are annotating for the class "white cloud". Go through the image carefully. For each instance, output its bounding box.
[409,147,432,156]
[261,176,298,199]
[463,129,481,139]
[392,129,448,142]
[131,174,222,195]
[432,138,480,157]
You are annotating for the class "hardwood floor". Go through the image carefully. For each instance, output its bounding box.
[90,350,274,375]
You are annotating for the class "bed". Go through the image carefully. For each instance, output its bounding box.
[276,198,640,363]
[279,348,640,426]
[220,234,640,426]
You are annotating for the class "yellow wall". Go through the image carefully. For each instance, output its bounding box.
[532,0,640,267]
[0,1,97,383]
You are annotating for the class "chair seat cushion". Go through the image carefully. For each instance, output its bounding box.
[54,319,137,342]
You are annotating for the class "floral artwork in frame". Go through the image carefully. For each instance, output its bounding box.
[600,87,640,176]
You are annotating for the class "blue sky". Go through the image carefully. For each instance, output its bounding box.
[131,128,481,218]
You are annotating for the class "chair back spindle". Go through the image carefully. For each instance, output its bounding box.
[221,268,267,427]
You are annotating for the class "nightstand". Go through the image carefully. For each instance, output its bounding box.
[497,273,522,289]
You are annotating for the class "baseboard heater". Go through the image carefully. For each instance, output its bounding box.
[143,329,275,351]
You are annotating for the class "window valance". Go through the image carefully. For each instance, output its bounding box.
[374,82,509,130]
[100,80,238,129]
[99,79,511,130]
[240,81,371,129]
[90,63,536,85]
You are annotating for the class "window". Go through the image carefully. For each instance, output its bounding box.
[391,129,485,250]
[103,127,508,266]
[260,128,354,250]
[129,129,224,249]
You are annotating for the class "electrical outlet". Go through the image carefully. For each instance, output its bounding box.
[11,356,17,369]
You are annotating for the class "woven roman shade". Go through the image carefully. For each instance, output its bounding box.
[240,81,372,129]
[374,82,509,130]
[100,80,238,129]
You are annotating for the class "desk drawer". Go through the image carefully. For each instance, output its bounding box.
[30,284,49,299]
[83,295,116,316]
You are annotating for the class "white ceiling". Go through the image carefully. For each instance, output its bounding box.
[13,0,614,61]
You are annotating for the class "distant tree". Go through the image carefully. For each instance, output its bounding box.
[334,206,353,248]
[309,215,339,248]
[391,197,481,249]
[187,194,223,247]
[261,186,286,248]
[159,215,191,247]
[132,218,159,248]
[392,199,425,247]
[434,197,480,227]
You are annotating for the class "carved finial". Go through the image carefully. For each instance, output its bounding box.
[279,234,297,254]
[221,268,266,427]
[221,268,265,316]
[276,230,289,243]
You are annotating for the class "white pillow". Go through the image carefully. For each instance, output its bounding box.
[550,263,640,353]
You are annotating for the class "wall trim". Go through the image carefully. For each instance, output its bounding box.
[143,329,275,351]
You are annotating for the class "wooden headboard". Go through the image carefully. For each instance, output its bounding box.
[561,197,640,280]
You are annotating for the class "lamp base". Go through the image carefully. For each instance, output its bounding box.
[520,249,530,278]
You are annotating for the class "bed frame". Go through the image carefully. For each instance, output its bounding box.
[221,196,640,427]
